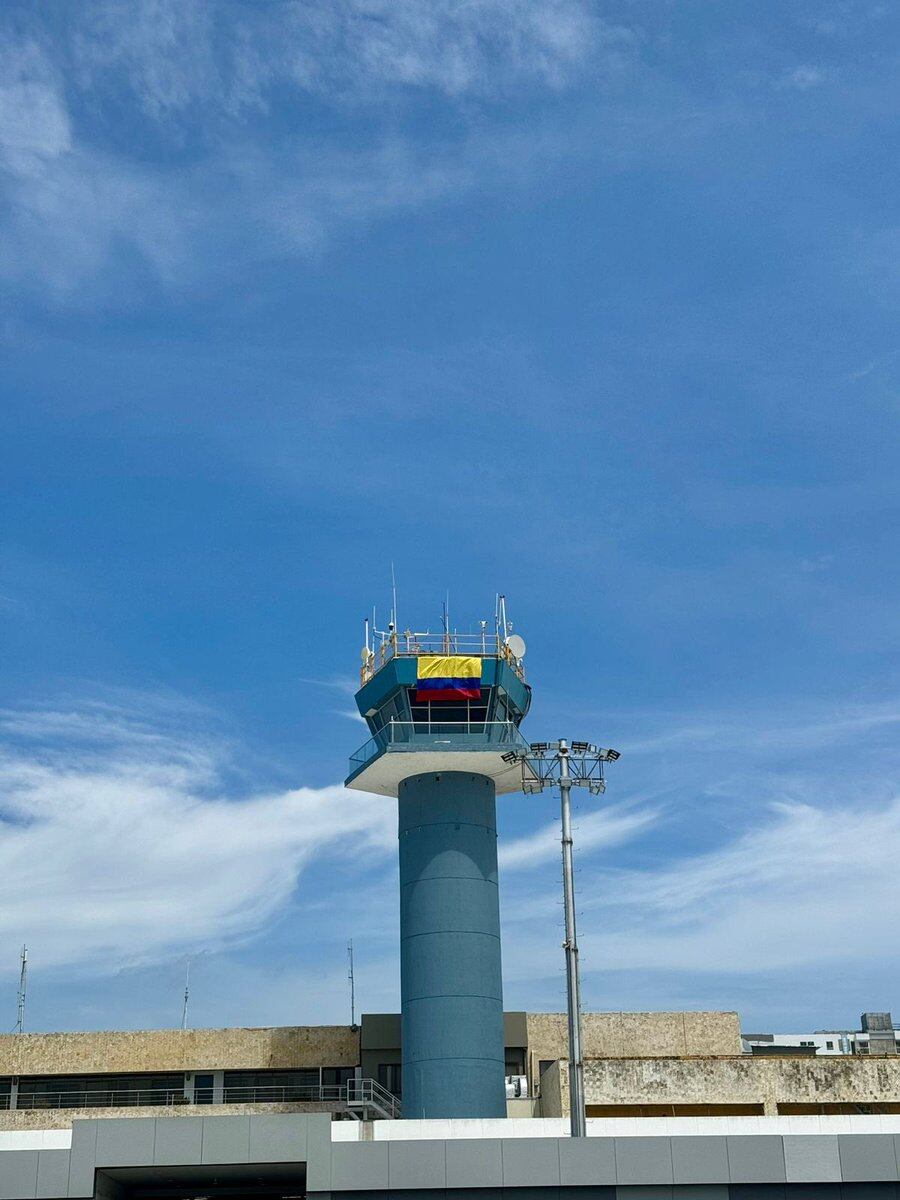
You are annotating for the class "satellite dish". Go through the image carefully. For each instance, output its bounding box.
[505,633,526,660]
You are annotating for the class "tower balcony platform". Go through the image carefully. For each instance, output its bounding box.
[345,720,533,797]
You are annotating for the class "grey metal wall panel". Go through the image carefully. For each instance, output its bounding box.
[95,1119,155,1168]
[501,1138,562,1188]
[153,1117,203,1167]
[331,1142,389,1192]
[558,1138,616,1186]
[616,1186,672,1200]
[726,1137,785,1184]
[838,1136,899,1182]
[35,1152,71,1200]
[615,1139,674,1186]
[782,1135,841,1183]
[0,1152,39,1200]
[445,1139,503,1189]
[387,1142,447,1191]
[200,1116,251,1165]
[671,1138,729,1185]
[248,1114,309,1164]
[305,1115,334,1194]
[67,1120,99,1198]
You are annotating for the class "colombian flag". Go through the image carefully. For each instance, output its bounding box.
[415,656,482,702]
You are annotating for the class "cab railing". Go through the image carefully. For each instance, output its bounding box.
[361,632,525,684]
[348,720,529,773]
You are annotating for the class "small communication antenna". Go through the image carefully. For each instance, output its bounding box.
[441,594,451,653]
[181,959,191,1030]
[390,563,398,631]
[498,594,509,640]
[347,940,356,1028]
[15,945,27,1035]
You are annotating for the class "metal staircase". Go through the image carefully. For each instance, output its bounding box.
[344,1078,402,1121]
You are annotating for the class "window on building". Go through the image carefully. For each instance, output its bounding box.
[779,1102,900,1116]
[193,1074,215,1104]
[587,1104,766,1118]
[407,692,492,733]
[222,1070,320,1103]
[505,1049,526,1077]
[0,1079,11,1111]
[826,1041,834,1049]
[16,1074,184,1110]
[321,1067,354,1087]
[377,1063,402,1098]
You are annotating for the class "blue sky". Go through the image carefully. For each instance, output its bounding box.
[0,0,898,1037]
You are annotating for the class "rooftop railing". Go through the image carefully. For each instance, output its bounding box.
[361,631,525,685]
[11,1088,186,1110]
[348,719,530,776]
[6,1079,400,1118]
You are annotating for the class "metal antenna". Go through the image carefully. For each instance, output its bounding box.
[181,959,191,1030]
[441,595,451,653]
[390,563,398,630]
[347,941,356,1028]
[15,945,27,1035]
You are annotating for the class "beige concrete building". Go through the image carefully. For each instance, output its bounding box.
[4,1010,898,1130]
[542,1054,900,1119]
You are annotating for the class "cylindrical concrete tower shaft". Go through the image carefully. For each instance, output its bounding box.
[398,771,506,1119]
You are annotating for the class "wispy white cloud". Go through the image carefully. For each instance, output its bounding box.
[73,0,601,112]
[575,795,900,975]
[500,801,658,871]
[501,697,900,994]
[779,64,826,90]
[0,38,71,174]
[0,695,395,973]
[297,675,364,697]
[0,0,615,303]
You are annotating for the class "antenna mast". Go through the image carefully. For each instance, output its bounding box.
[347,940,356,1028]
[181,959,191,1030]
[15,945,27,1035]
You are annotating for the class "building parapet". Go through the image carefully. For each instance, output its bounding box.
[543,1053,900,1119]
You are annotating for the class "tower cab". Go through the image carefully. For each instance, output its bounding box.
[345,601,532,797]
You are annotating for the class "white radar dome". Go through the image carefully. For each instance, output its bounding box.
[505,633,526,660]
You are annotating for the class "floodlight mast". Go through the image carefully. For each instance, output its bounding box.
[507,739,620,1137]
[558,742,586,1138]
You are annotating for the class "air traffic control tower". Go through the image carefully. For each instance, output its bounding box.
[345,599,531,1120]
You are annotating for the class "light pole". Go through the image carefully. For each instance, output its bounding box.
[558,742,586,1136]
[503,739,620,1137]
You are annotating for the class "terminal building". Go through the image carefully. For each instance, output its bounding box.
[3,1011,900,1200]
[2,1009,900,1131]
[743,1013,900,1058]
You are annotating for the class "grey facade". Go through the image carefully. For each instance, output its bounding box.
[3,1113,900,1200]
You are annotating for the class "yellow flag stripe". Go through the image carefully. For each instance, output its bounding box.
[416,655,481,681]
